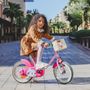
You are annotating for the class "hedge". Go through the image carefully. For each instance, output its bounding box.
[69,29,90,39]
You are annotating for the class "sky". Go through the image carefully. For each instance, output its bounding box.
[25,0,69,20]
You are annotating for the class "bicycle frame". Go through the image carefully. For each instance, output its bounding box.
[20,48,63,77]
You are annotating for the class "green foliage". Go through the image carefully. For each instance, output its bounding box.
[24,9,39,30]
[64,0,90,30]
[3,2,24,23]
[69,30,90,39]
[64,2,83,31]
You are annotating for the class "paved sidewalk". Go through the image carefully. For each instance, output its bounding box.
[0,64,90,90]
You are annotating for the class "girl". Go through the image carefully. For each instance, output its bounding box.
[20,14,55,69]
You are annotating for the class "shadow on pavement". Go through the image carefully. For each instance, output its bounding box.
[30,79,58,84]
[28,77,90,85]
[71,77,90,85]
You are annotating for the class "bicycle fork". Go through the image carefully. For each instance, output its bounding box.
[54,56,65,74]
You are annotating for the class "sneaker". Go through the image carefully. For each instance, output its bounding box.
[31,78,38,83]
[36,62,48,69]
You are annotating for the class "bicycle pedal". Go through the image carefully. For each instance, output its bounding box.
[27,69,36,77]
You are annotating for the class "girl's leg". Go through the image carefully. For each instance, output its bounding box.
[36,45,47,69]
[36,45,43,64]
[30,43,38,63]
[30,43,43,64]
[31,42,47,69]
[30,51,37,63]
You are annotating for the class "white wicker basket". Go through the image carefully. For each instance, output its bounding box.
[52,39,67,51]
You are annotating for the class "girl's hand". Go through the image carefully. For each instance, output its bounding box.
[42,42,49,47]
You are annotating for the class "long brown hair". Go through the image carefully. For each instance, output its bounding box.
[28,14,49,33]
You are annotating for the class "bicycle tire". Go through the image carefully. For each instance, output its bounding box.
[53,61,73,84]
[12,61,32,83]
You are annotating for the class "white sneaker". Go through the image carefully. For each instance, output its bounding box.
[31,78,38,83]
[36,62,48,69]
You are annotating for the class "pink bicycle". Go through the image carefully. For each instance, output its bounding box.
[12,40,73,84]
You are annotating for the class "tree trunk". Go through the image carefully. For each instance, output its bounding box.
[84,8,88,29]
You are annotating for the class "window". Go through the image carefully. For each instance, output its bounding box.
[3,0,8,6]
[0,0,3,4]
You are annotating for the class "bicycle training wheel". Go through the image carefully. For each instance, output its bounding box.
[53,61,73,84]
[12,61,32,83]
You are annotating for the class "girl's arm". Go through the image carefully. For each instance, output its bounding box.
[43,33,55,42]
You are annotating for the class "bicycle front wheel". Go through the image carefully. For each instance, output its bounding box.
[12,61,32,83]
[53,61,73,84]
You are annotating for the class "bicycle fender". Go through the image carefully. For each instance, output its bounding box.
[21,59,34,67]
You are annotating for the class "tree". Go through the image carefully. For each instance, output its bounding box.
[24,9,39,31]
[64,1,84,31]
[3,2,21,23]
[65,0,90,30]
[15,10,24,38]
[3,2,25,39]
[58,22,67,33]
[24,13,32,31]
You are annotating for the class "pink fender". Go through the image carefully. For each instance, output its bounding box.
[21,59,34,67]
[21,59,45,77]
[53,62,58,68]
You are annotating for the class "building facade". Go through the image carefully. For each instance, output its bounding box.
[0,0,3,18]
[8,0,25,12]
[0,0,25,43]
[0,0,25,18]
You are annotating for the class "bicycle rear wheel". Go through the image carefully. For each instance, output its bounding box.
[12,61,32,83]
[53,61,73,84]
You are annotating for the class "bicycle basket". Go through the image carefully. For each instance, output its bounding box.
[52,39,67,51]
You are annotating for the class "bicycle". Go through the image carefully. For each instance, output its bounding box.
[12,39,73,84]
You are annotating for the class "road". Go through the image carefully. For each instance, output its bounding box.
[0,36,90,90]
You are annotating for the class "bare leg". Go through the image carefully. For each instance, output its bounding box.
[30,51,37,63]
[31,42,47,69]
[36,45,47,69]
[36,45,44,64]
